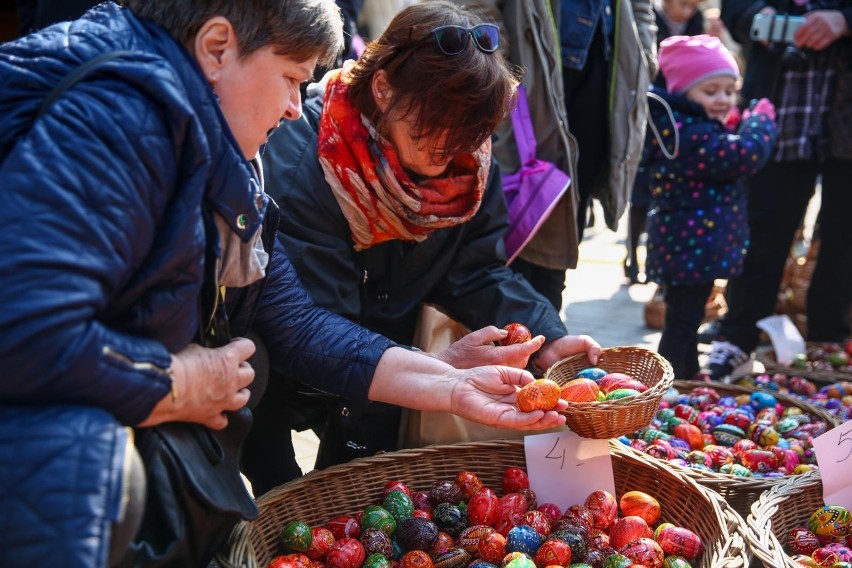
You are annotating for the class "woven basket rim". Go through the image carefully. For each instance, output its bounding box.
[745,470,823,568]
[754,345,852,383]
[218,439,749,568]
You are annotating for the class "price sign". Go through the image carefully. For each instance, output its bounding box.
[757,314,805,365]
[813,418,852,509]
[524,430,614,511]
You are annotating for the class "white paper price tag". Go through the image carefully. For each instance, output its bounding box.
[757,314,806,365]
[813,418,852,510]
[524,431,614,511]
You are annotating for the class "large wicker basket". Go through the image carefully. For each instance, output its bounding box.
[745,470,824,567]
[544,346,673,438]
[218,440,749,568]
[754,343,852,384]
[621,380,837,519]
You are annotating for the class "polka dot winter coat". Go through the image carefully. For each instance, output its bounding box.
[643,88,777,286]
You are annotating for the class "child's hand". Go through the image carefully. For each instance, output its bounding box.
[743,98,776,122]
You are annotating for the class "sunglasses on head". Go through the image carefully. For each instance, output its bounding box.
[419,23,500,56]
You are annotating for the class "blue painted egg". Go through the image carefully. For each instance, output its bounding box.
[505,525,543,556]
[575,367,607,381]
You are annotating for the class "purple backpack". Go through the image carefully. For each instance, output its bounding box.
[501,85,571,264]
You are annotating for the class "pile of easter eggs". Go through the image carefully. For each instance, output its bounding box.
[558,367,648,404]
[618,385,829,477]
[270,466,704,568]
[787,342,852,374]
[785,504,852,566]
[734,373,852,423]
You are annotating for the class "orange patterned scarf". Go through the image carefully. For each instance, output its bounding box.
[317,69,489,251]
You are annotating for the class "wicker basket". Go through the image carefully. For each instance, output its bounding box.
[621,380,837,519]
[218,440,748,568]
[755,344,852,384]
[544,346,674,439]
[746,470,824,567]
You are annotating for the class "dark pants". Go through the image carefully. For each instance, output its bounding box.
[718,158,852,353]
[659,281,715,380]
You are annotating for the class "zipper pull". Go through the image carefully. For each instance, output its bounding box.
[361,269,369,284]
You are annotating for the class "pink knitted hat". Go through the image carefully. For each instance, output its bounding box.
[659,34,739,94]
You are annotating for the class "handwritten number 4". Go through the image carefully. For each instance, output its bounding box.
[837,428,852,463]
[545,439,567,469]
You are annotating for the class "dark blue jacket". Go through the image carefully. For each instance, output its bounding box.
[0,4,392,564]
[643,88,777,286]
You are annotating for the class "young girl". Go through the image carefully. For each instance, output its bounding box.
[644,35,777,380]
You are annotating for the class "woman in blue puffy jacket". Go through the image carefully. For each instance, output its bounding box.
[0,2,569,565]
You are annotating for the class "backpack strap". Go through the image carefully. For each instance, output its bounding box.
[509,84,538,165]
[35,50,134,121]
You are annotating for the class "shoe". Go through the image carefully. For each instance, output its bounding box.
[705,341,750,381]
[697,318,721,344]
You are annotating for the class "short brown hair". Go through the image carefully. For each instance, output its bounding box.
[122,0,343,68]
[345,0,519,160]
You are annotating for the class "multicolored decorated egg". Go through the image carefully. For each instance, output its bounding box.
[559,378,600,403]
[517,488,537,510]
[812,546,840,566]
[429,480,462,505]
[598,374,648,394]
[808,506,852,538]
[384,490,414,522]
[533,538,572,568]
[609,516,652,550]
[712,423,746,446]
[604,388,641,401]
[430,531,455,556]
[361,506,397,536]
[458,525,495,555]
[600,553,633,568]
[501,323,532,346]
[280,521,314,552]
[575,367,608,381]
[495,493,529,536]
[506,525,543,556]
[305,527,336,560]
[432,503,467,537]
[396,517,439,552]
[363,552,392,568]
[656,526,704,558]
[517,379,561,412]
[661,556,693,568]
[478,531,508,564]
[584,490,618,529]
[740,449,779,473]
[620,537,664,567]
[382,480,412,499]
[501,552,536,568]
[327,538,367,568]
[748,423,780,447]
[432,547,470,568]
[536,503,562,523]
[455,471,483,500]
[618,491,660,526]
[561,504,595,533]
[788,527,820,554]
[521,510,551,537]
[360,528,393,558]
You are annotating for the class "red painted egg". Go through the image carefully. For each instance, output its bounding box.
[585,490,618,530]
[518,379,562,412]
[327,538,366,568]
[559,378,600,403]
[598,374,648,394]
[383,480,412,499]
[522,510,551,537]
[429,532,455,556]
[455,471,484,500]
[619,492,660,526]
[588,527,610,549]
[398,551,433,568]
[656,526,704,558]
[468,488,500,526]
[501,323,532,346]
[326,516,362,540]
[673,423,704,450]
[788,527,820,554]
[812,547,839,566]
[620,537,664,567]
[610,516,652,550]
[533,538,572,568]
[731,439,758,459]
[503,467,531,494]
[458,525,495,554]
[740,449,779,473]
[268,554,314,568]
[478,531,508,564]
[305,527,336,560]
[537,503,562,524]
[412,491,432,511]
[412,509,432,520]
[561,504,595,533]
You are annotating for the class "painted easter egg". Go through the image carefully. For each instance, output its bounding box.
[619,491,661,525]
[575,367,608,381]
[600,553,633,568]
[585,490,618,530]
[741,449,779,473]
[559,378,600,403]
[533,538,572,568]
[604,388,641,401]
[458,525,495,555]
[517,488,538,511]
[609,516,652,550]
[469,563,499,568]
[501,323,532,346]
[429,480,462,505]
[363,553,392,568]
[503,467,531,494]
[506,525,544,556]
[327,538,366,568]
[719,463,752,477]
[430,532,454,556]
[536,503,562,523]
[547,529,586,562]
[280,521,314,552]
[750,391,777,411]
[620,537,664,567]
[326,516,361,540]
[517,379,562,412]
[495,493,529,536]
[598,374,648,394]
[478,531,508,564]
[712,423,746,446]
[469,488,500,526]
[432,547,470,568]
[812,547,839,566]
[522,510,551,537]
[788,527,820,555]
[455,471,483,500]
[808,506,852,538]
[396,517,439,552]
[662,556,693,568]
[398,550,433,568]
[268,553,313,568]
[360,528,393,558]
[656,526,704,558]
[432,503,467,537]
[501,552,536,568]
[304,527,336,560]
[361,506,397,536]
[383,480,412,499]
[588,527,610,550]
[384,490,415,522]
[560,504,595,533]
[748,423,780,447]
[673,423,704,450]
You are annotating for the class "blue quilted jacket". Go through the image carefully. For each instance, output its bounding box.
[0,3,392,564]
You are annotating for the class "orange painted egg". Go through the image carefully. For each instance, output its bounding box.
[610,516,652,550]
[560,378,600,403]
[619,491,661,525]
[478,531,507,563]
[518,379,562,412]
[656,526,704,559]
[585,490,618,530]
[808,505,852,537]
[673,423,704,450]
[501,323,532,346]
[399,551,433,568]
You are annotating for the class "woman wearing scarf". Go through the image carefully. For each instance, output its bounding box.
[249,0,600,494]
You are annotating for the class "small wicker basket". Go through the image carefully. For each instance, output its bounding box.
[622,380,837,519]
[746,470,824,567]
[754,344,852,384]
[217,440,749,568]
[544,346,674,439]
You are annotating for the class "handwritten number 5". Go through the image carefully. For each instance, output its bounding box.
[836,428,852,463]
